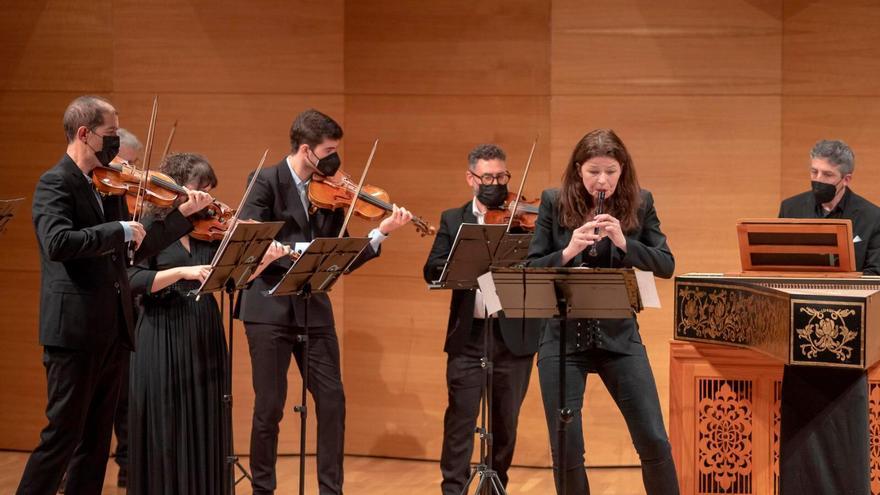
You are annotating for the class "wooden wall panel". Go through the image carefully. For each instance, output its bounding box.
[0,1,112,92]
[783,0,880,96]
[552,0,782,95]
[781,97,880,203]
[113,0,343,95]
[344,0,550,96]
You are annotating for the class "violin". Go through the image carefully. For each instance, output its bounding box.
[93,160,184,212]
[189,200,236,241]
[308,170,436,237]
[93,158,235,242]
[484,192,540,232]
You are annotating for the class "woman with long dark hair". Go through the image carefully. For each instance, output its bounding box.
[127,153,284,494]
[528,129,679,494]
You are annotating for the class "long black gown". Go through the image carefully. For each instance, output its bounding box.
[127,237,228,494]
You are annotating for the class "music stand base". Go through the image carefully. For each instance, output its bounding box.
[461,464,508,495]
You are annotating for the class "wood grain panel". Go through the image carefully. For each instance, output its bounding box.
[113,0,343,95]
[0,270,44,450]
[552,0,782,95]
[781,97,880,203]
[783,0,880,96]
[0,1,112,92]
[344,0,550,96]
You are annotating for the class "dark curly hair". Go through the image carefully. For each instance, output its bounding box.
[146,152,218,219]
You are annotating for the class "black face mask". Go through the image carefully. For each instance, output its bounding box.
[309,149,341,177]
[477,184,508,209]
[811,180,841,204]
[90,133,120,167]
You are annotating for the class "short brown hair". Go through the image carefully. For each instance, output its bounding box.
[289,109,343,152]
[62,95,116,142]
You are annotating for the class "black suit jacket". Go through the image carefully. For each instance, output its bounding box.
[423,200,539,357]
[778,188,880,275]
[236,158,379,327]
[32,154,193,350]
[527,188,674,357]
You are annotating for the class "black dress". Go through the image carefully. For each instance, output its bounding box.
[127,237,228,494]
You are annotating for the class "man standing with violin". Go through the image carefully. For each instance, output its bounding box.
[18,95,212,495]
[422,144,539,495]
[237,109,412,495]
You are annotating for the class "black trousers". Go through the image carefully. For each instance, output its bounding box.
[114,350,130,473]
[440,320,534,495]
[245,323,345,495]
[779,365,869,495]
[537,347,679,495]
[17,338,125,495]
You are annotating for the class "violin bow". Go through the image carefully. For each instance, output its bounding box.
[209,148,270,267]
[159,119,178,164]
[129,95,160,263]
[337,138,379,239]
[506,135,539,234]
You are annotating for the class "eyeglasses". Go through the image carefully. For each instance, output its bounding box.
[469,171,511,185]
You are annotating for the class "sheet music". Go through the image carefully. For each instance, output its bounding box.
[634,269,661,308]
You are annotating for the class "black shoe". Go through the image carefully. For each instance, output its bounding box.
[117,468,127,488]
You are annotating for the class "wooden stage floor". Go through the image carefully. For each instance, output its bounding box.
[0,451,644,494]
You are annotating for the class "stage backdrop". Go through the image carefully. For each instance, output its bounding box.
[2,0,879,472]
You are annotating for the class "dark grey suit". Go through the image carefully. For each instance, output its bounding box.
[423,201,540,494]
[236,159,379,495]
[19,155,191,495]
[527,188,679,495]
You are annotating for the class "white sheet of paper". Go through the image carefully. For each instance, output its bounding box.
[635,269,661,309]
[477,271,503,316]
[294,241,312,255]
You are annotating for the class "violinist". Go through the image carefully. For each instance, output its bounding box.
[236,109,412,495]
[126,153,286,494]
[59,126,144,491]
[422,144,539,495]
[19,95,212,495]
[116,127,143,167]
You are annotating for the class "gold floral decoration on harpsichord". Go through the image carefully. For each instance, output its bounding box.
[676,282,789,349]
[796,307,858,362]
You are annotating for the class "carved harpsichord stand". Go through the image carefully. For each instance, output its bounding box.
[670,219,880,494]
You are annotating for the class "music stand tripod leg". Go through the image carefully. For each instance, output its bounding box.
[293,283,312,495]
[553,281,574,495]
[458,308,508,495]
[223,281,253,495]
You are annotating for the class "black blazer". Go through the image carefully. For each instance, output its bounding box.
[32,155,192,351]
[527,188,674,357]
[423,200,539,357]
[235,158,379,328]
[779,188,880,275]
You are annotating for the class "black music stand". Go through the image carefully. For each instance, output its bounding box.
[483,267,642,495]
[0,198,24,237]
[264,236,371,495]
[190,220,284,494]
[432,223,532,495]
